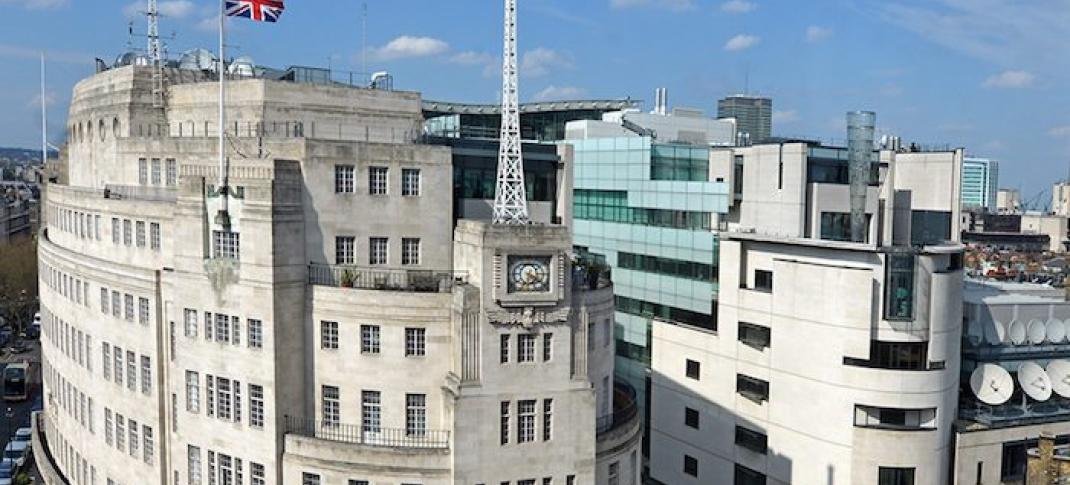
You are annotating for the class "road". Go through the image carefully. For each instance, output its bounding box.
[0,338,43,482]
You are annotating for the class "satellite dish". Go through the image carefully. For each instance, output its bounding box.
[1028,319,1047,345]
[984,320,1006,346]
[1018,362,1053,401]
[970,364,1014,405]
[1046,360,1070,398]
[1008,320,1027,346]
[966,320,985,347]
[1048,319,1067,344]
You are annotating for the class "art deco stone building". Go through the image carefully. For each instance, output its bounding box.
[33,61,641,485]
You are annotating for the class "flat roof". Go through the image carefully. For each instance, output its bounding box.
[422,99,638,116]
[964,279,1067,305]
[724,231,962,254]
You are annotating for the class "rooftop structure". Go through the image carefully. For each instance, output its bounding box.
[962,157,999,212]
[717,94,773,144]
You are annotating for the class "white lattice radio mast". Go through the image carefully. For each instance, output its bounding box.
[492,0,530,225]
[147,0,164,109]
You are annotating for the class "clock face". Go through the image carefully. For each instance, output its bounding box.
[507,256,552,293]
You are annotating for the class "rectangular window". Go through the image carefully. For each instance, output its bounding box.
[334,165,355,193]
[1002,441,1030,481]
[150,223,161,250]
[104,408,113,445]
[112,218,120,244]
[250,384,264,428]
[737,374,770,403]
[500,401,510,445]
[217,377,233,420]
[735,464,766,485]
[738,322,771,350]
[103,344,111,380]
[166,158,177,186]
[518,334,536,363]
[608,462,619,485]
[248,319,263,349]
[212,231,240,260]
[206,373,215,417]
[683,455,698,477]
[138,158,148,185]
[322,385,340,426]
[369,166,388,195]
[251,463,264,485]
[151,158,161,185]
[500,334,510,364]
[124,294,134,322]
[402,237,420,265]
[885,254,916,320]
[405,393,427,437]
[128,418,139,456]
[232,316,241,346]
[186,371,200,412]
[115,414,125,450]
[303,473,321,485]
[140,355,151,395]
[123,219,132,246]
[543,399,553,441]
[406,328,426,356]
[369,237,388,265]
[361,325,380,354]
[542,333,552,362]
[361,391,381,434]
[518,400,536,443]
[335,236,356,265]
[112,291,121,318]
[735,425,768,454]
[184,309,198,338]
[101,288,109,314]
[215,313,230,344]
[685,359,700,380]
[854,405,937,430]
[138,297,150,325]
[113,346,123,384]
[402,168,421,196]
[878,467,916,485]
[321,321,339,350]
[188,445,202,485]
[126,350,136,391]
[685,407,700,429]
[754,269,773,292]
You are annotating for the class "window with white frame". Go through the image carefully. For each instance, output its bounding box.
[206,374,215,417]
[361,390,381,434]
[113,346,123,384]
[518,334,536,363]
[128,418,139,456]
[111,291,120,318]
[217,377,233,421]
[406,393,427,437]
[124,294,134,322]
[123,219,132,246]
[500,401,510,445]
[335,236,356,265]
[166,158,177,186]
[150,223,161,250]
[518,400,537,443]
[104,408,113,445]
[138,158,148,185]
[543,398,553,441]
[100,288,109,315]
[361,325,380,354]
[138,297,150,325]
[405,328,426,357]
[250,384,264,428]
[334,165,355,193]
[112,218,120,244]
[232,315,241,346]
[369,166,388,195]
[321,321,339,350]
[115,414,125,450]
[102,344,111,380]
[151,158,161,185]
[543,333,553,362]
[184,309,198,338]
[303,473,321,485]
[188,445,202,485]
[369,237,388,265]
[212,231,240,260]
[402,168,421,196]
[402,238,420,265]
[186,370,200,412]
[215,313,230,344]
[126,350,136,390]
[248,319,263,349]
[140,355,151,394]
[250,463,264,485]
[143,425,153,464]
[322,385,340,426]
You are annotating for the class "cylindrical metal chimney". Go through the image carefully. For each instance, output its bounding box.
[847,111,876,243]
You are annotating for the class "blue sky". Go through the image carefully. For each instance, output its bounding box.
[1,0,1068,199]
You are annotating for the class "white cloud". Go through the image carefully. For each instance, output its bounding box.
[772,110,798,124]
[27,92,56,110]
[1048,126,1070,138]
[124,0,194,19]
[448,51,495,66]
[724,34,760,51]
[806,25,832,43]
[366,36,449,62]
[0,0,67,9]
[521,48,573,77]
[533,85,587,102]
[982,70,1035,88]
[720,0,755,13]
[609,0,695,12]
[0,44,91,65]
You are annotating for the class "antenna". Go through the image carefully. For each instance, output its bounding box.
[492,0,530,225]
[148,0,165,109]
[40,53,46,166]
[970,364,1014,405]
[362,2,368,82]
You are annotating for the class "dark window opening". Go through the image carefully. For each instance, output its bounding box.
[685,360,701,380]
[615,295,716,332]
[735,426,768,454]
[754,270,773,292]
[878,467,915,485]
[684,408,699,429]
[885,254,915,320]
[683,455,698,477]
[738,322,771,350]
[734,464,766,485]
[1001,441,1032,481]
[736,374,769,403]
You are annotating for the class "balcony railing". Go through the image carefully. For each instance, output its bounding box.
[309,264,465,293]
[284,415,450,449]
[597,381,640,436]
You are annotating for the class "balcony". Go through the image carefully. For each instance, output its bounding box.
[308,264,466,293]
[284,415,450,449]
[597,381,640,436]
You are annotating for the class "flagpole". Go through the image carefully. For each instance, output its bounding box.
[41,53,47,166]
[218,0,229,226]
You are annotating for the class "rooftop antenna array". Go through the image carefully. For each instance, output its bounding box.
[148,0,165,109]
[492,0,530,225]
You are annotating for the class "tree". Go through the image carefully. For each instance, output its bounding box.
[0,235,37,335]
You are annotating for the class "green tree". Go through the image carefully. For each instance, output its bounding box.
[0,235,38,335]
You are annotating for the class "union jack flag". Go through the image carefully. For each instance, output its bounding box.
[225,0,285,23]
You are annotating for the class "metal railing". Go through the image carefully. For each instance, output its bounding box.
[597,381,640,435]
[284,415,449,449]
[309,264,465,293]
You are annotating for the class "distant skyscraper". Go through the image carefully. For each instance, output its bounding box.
[961,157,999,212]
[1053,182,1070,217]
[717,95,772,144]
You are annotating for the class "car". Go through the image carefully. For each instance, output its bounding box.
[8,343,28,355]
[2,440,27,469]
[0,458,14,485]
[29,396,42,414]
[11,428,29,445]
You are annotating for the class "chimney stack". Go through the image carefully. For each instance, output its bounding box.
[654,88,668,115]
[847,111,876,243]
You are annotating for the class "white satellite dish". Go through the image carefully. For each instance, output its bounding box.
[1028,319,1047,345]
[966,320,985,347]
[1018,362,1053,401]
[984,320,1006,346]
[1046,360,1070,398]
[1048,319,1067,344]
[970,364,1014,405]
[1008,320,1027,346]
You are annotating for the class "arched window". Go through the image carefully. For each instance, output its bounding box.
[86,121,92,141]
[99,119,106,141]
[113,118,120,138]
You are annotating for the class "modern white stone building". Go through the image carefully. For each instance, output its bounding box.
[647,139,966,485]
[33,59,640,485]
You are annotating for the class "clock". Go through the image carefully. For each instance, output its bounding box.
[507,256,552,293]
